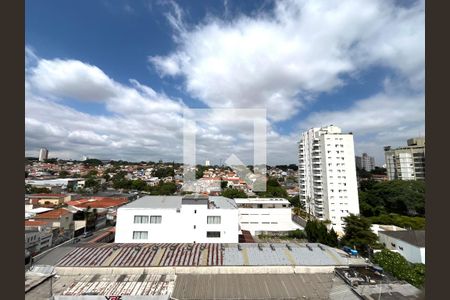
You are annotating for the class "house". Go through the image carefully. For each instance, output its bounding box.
[234,197,302,235]
[27,193,72,207]
[371,224,405,236]
[31,208,74,242]
[24,220,53,255]
[115,195,239,243]
[378,230,425,264]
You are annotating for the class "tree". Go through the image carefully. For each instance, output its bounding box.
[221,188,247,199]
[341,214,378,255]
[359,180,425,216]
[327,228,339,247]
[288,195,300,208]
[373,249,425,288]
[83,170,98,178]
[220,181,228,189]
[58,170,69,178]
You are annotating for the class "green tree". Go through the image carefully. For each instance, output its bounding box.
[341,214,378,255]
[220,181,228,189]
[58,170,69,178]
[221,188,247,199]
[327,228,339,247]
[373,249,425,288]
[359,180,425,217]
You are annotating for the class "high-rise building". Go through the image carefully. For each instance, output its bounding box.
[205,160,210,167]
[355,153,375,171]
[38,148,48,162]
[298,125,360,233]
[384,137,425,181]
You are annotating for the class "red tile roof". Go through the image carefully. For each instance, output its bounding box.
[25,220,51,227]
[33,208,72,219]
[68,197,128,209]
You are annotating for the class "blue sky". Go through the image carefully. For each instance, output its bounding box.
[25,0,424,165]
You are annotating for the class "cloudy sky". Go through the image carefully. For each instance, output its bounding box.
[25,0,424,165]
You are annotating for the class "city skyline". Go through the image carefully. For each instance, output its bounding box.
[25,0,424,165]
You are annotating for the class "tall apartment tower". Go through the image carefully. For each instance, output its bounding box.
[355,153,375,171]
[384,137,425,181]
[38,148,48,162]
[298,125,360,233]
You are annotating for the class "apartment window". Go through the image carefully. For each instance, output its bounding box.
[262,222,270,224]
[132,231,148,240]
[207,231,221,238]
[207,216,221,224]
[149,216,162,224]
[134,215,149,224]
[194,225,196,229]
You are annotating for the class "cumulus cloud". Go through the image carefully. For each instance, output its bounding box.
[150,0,424,122]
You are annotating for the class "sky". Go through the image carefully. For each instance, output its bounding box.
[25,0,425,166]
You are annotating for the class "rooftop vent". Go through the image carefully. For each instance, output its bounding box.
[286,244,292,251]
[258,243,264,251]
[306,244,313,251]
[317,244,325,251]
[270,244,276,251]
[152,245,159,251]
[238,244,242,251]
[170,245,177,251]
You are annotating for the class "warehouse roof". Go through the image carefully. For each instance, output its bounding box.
[172,273,335,299]
[380,230,425,247]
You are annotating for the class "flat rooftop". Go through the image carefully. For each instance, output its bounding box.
[234,197,290,205]
[55,242,361,268]
[120,195,237,210]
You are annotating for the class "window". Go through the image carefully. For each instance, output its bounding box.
[194,225,196,229]
[150,216,162,224]
[134,215,149,224]
[194,210,197,214]
[133,231,148,240]
[207,216,221,224]
[207,231,221,238]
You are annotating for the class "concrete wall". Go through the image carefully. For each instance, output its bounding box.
[238,208,299,235]
[115,204,239,243]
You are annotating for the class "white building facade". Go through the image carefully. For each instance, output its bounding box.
[378,230,425,264]
[235,198,302,235]
[115,195,239,243]
[298,125,360,233]
[384,137,425,181]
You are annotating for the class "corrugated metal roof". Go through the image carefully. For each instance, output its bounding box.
[171,274,334,299]
[56,243,347,267]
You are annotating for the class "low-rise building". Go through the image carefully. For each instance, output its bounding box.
[115,195,239,243]
[31,208,74,242]
[24,220,53,255]
[234,198,302,235]
[378,230,425,264]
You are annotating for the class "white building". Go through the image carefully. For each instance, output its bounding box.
[234,198,302,235]
[39,148,48,162]
[384,137,425,181]
[115,195,239,243]
[378,230,425,264]
[298,125,360,233]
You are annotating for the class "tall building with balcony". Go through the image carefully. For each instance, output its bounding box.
[384,137,425,181]
[298,125,360,233]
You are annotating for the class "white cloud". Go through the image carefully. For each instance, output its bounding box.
[150,0,424,122]
[29,59,120,101]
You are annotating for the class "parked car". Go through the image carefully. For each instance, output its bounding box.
[83,232,93,238]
